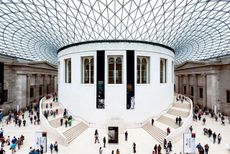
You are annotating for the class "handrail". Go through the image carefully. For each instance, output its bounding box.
[55,101,91,126]
[165,94,193,143]
[140,95,176,127]
[39,96,69,146]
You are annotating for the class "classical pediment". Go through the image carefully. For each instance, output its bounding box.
[176,61,207,70]
[26,61,57,69]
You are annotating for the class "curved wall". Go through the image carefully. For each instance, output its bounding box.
[58,41,175,125]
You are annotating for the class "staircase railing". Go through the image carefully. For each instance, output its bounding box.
[39,96,69,146]
[165,94,193,143]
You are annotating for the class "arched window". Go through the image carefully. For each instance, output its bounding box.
[108,56,123,84]
[137,56,149,84]
[108,57,114,84]
[82,57,94,84]
[116,57,122,84]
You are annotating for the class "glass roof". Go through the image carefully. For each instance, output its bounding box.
[0,0,230,64]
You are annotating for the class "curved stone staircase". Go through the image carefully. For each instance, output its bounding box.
[40,96,89,145]
[142,95,192,144]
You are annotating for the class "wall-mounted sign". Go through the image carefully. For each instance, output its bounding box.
[108,127,119,144]
[35,131,47,152]
[126,51,135,109]
[183,133,196,154]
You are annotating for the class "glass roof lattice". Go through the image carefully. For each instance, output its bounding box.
[0,0,230,64]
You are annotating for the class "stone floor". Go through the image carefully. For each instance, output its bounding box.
[1,112,230,154]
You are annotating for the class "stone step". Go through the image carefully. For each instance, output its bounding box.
[49,117,63,128]
[143,123,167,144]
[173,103,190,109]
[157,115,179,129]
[63,122,88,143]
[171,106,190,112]
[167,108,189,118]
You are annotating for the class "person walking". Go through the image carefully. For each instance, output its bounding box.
[116,149,120,154]
[103,137,106,148]
[151,119,154,125]
[60,118,63,126]
[154,144,158,154]
[178,116,182,126]
[189,126,193,133]
[50,143,53,153]
[217,134,222,144]
[111,150,114,154]
[54,141,58,153]
[166,127,171,135]
[0,147,5,154]
[23,119,26,127]
[204,144,209,154]
[203,118,206,125]
[125,131,128,141]
[65,120,68,127]
[163,139,167,149]
[158,144,162,154]
[95,133,100,143]
[176,117,178,125]
[213,132,216,144]
[133,142,136,153]
[167,141,172,152]
[99,147,103,154]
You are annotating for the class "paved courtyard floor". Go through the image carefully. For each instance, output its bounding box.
[1,113,230,154]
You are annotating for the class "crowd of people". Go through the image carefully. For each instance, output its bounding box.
[193,104,228,154]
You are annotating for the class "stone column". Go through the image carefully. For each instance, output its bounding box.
[179,75,183,94]
[26,74,31,107]
[50,75,55,94]
[193,74,198,105]
[185,74,189,96]
[202,74,207,108]
[43,74,48,95]
[35,74,40,102]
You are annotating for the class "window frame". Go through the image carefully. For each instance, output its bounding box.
[137,56,150,84]
[108,55,123,84]
[81,56,94,84]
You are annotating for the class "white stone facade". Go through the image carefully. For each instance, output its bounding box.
[58,41,175,125]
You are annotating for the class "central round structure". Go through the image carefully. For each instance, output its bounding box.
[58,40,175,126]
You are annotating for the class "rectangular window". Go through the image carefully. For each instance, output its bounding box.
[30,87,34,98]
[39,86,43,96]
[64,58,71,83]
[160,58,167,83]
[82,57,94,84]
[191,86,194,96]
[108,56,123,84]
[199,87,203,98]
[227,90,230,103]
[137,56,150,84]
[184,85,187,95]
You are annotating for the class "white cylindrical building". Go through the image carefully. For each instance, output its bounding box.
[58,40,175,126]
